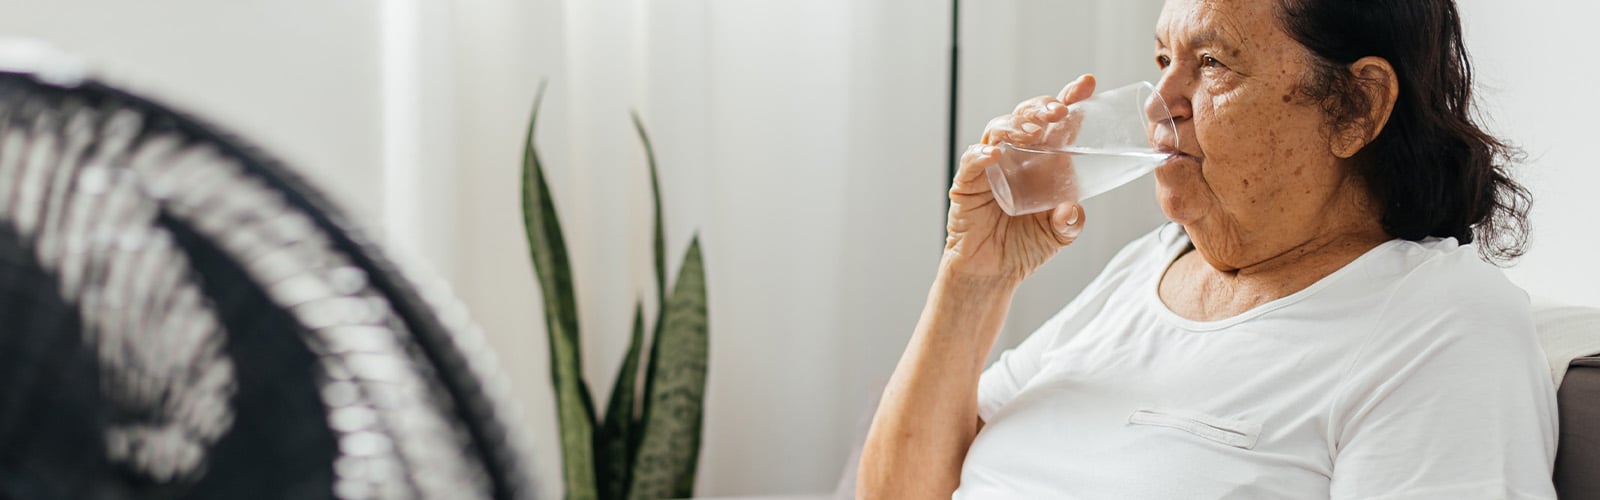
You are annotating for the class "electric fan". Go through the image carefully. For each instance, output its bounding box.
[0,41,535,500]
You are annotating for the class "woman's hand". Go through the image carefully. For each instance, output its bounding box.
[944,74,1096,282]
[858,76,1100,499]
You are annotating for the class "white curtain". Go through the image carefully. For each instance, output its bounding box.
[446,0,1168,496]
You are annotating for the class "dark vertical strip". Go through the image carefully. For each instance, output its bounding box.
[945,0,961,227]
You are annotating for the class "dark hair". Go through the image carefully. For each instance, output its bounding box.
[1279,0,1530,263]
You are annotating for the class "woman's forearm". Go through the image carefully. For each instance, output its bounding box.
[857,261,1018,499]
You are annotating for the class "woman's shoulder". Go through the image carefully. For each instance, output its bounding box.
[1367,236,1534,341]
[1382,237,1528,306]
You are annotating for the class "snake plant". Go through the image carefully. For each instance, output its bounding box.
[520,81,710,500]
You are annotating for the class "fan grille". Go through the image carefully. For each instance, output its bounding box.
[0,68,532,500]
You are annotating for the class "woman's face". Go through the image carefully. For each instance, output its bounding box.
[1152,0,1371,270]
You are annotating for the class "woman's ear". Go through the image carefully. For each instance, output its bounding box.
[1332,56,1400,158]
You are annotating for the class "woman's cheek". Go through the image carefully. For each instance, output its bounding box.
[1201,71,1245,99]
[1194,85,1264,161]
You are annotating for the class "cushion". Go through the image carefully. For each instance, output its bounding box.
[1557,356,1600,499]
[1539,295,1600,500]
[1533,298,1600,386]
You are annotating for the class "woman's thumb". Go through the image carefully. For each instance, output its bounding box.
[1050,202,1085,242]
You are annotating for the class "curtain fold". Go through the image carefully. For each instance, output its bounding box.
[450,0,1166,496]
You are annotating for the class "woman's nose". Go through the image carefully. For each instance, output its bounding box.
[1146,73,1191,151]
[1150,73,1192,123]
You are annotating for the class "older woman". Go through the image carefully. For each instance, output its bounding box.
[857,0,1555,498]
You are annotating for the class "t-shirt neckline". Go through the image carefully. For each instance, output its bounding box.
[1146,227,1402,332]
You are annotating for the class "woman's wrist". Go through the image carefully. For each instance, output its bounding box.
[917,258,1021,361]
[936,254,1026,295]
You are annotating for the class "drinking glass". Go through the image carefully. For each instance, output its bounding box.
[985,81,1178,216]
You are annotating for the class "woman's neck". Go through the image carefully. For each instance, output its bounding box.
[1161,220,1391,322]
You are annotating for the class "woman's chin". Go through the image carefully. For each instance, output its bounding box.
[1153,160,1210,225]
[1155,186,1201,225]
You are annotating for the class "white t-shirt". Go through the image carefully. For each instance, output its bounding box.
[955,224,1558,499]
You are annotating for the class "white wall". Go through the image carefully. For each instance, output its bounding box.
[0,0,387,227]
[1460,0,1600,306]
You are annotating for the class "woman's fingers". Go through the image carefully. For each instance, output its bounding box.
[982,114,1049,146]
[989,81,1088,147]
[987,75,1099,146]
[953,143,1000,187]
[1057,74,1098,106]
[1013,95,1068,122]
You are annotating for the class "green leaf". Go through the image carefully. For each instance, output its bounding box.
[596,302,647,499]
[521,79,599,500]
[630,111,667,309]
[627,110,664,472]
[628,236,709,500]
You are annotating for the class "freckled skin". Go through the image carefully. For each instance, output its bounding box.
[855,1,1406,492]
[1151,0,1393,321]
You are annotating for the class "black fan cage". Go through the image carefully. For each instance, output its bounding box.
[0,53,535,500]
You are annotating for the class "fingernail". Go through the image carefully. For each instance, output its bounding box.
[1048,102,1065,114]
[1065,205,1081,225]
[1021,122,1041,134]
[982,145,998,155]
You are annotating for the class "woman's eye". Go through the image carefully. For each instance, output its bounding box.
[1202,55,1225,69]
[1156,55,1171,69]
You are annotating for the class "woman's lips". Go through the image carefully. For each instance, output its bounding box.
[1156,147,1199,168]
[1155,144,1189,157]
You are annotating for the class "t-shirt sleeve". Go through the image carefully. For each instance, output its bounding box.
[976,306,1072,422]
[1328,271,1558,499]
[975,226,1170,423]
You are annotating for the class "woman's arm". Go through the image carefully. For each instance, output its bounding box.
[857,74,1096,499]
[856,264,1017,498]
